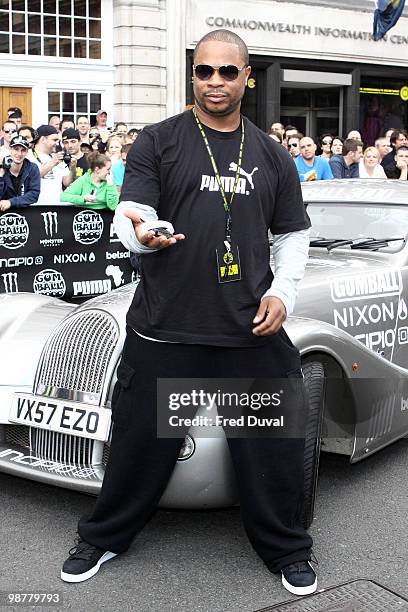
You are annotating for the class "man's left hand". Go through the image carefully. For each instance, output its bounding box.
[0,200,11,212]
[252,296,286,336]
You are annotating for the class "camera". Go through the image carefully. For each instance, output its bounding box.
[1,156,12,171]
[91,137,106,153]
[56,143,72,166]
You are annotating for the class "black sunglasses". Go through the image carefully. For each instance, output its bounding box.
[288,142,299,148]
[193,64,246,81]
[4,128,17,134]
[322,140,332,145]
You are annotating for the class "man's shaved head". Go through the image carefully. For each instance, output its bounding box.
[194,29,249,65]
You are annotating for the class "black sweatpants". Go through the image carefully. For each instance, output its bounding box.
[78,328,313,572]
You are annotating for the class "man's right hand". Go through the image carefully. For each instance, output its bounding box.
[51,151,64,165]
[124,209,185,249]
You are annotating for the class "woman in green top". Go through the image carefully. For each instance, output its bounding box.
[60,151,119,210]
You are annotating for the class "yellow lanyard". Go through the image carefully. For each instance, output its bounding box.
[192,107,245,240]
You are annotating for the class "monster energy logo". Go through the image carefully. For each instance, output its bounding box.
[41,211,58,237]
[2,272,18,293]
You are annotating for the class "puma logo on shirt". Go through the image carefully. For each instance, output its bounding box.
[200,162,259,195]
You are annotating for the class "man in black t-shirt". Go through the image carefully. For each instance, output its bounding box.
[61,30,316,596]
[62,128,90,179]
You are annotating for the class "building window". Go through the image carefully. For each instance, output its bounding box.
[0,0,101,59]
[48,90,101,124]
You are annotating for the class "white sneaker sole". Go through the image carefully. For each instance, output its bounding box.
[61,551,117,583]
[281,562,317,596]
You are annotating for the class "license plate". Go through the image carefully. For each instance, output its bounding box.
[9,394,111,442]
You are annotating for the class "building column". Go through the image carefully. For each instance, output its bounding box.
[345,68,361,136]
[265,62,281,132]
[166,0,187,117]
[113,0,167,127]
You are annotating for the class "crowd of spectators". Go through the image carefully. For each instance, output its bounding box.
[1,105,407,213]
[0,106,139,211]
[268,121,408,183]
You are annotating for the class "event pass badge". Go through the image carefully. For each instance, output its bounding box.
[216,240,242,283]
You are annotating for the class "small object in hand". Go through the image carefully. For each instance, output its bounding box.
[144,220,175,239]
[153,227,174,238]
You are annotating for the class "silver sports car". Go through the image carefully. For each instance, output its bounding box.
[1,179,407,527]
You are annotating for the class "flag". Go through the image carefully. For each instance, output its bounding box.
[373,0,405,40]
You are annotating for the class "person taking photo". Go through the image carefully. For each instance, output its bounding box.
[0,135,40,211]
[27,125,75,205]
[62,128,90,178]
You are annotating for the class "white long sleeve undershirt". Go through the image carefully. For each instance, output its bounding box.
[114,200,310,318]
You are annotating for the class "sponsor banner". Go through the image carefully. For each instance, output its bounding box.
[0,207,133,301]
[330,268,407,361]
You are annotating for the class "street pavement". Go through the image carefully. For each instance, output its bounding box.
[1,437,407,612]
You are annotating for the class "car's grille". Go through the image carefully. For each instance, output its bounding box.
[35,310,119,396]
[5,424,30,449]
[30,428,95,466]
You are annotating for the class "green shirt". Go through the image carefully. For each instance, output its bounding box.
[60,170,119,210]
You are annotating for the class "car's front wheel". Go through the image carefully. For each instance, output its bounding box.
[301,361,325,529]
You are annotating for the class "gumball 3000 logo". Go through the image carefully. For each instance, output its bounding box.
[0,213,29,250]
[33,269,66,297]
[73,210,104,245]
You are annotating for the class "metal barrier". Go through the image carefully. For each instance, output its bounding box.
[0,206,134,301]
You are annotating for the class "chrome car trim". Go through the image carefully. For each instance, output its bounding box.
[34,386,101,405]
[34,309,120,404]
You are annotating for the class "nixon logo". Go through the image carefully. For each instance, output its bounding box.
[53,252,95,264]
[2,272,18,293]
[41,211,58,237]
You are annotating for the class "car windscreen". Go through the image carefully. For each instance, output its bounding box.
[306,202,408,252]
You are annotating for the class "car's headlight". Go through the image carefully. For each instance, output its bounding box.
[177,434,195,461]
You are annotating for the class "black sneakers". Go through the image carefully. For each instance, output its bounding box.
[61,538,117,583]
[281,560,317,596]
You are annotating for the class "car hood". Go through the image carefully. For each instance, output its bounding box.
[304,250,391,280]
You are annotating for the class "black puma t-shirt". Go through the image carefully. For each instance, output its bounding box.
[120,110,310,347]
